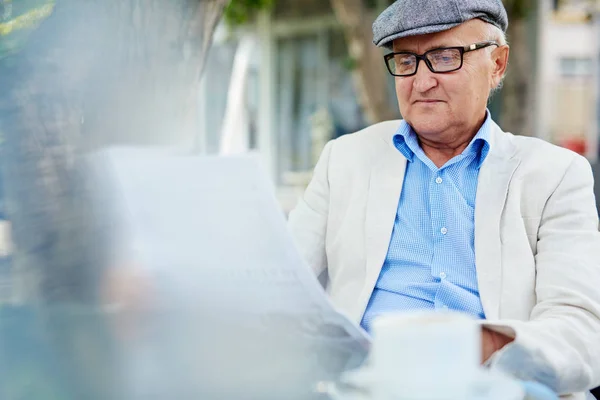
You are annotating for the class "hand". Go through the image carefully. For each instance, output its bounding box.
[481,327,514,363]
[101,263,154,341]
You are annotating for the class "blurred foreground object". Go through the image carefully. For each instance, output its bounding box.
[0,1,249,398]
[0,0,229,303]
[0,0,55,59]
[0,150,370,399]
[101,149,371,398]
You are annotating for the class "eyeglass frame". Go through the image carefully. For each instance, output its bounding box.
[384,41,500,77]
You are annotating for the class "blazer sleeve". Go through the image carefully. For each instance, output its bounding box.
[287,141,334,278]
[483,155,600,395]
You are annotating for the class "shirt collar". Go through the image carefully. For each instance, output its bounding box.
[392,110,492,169]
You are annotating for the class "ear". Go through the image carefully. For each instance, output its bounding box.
[490,45,510,89]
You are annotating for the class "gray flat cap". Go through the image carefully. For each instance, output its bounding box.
[373,0,508,49]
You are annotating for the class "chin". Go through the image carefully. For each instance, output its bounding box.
[406,118,450,136]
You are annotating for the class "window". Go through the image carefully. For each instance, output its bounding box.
[275,29,370,185]
[559,57,593,77]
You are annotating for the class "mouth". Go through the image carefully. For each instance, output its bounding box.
[414,100,443,104]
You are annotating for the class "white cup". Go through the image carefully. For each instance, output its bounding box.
[368,311,482,400]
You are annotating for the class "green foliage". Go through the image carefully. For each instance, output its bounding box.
[0,0,55,61]
[343,56,358,72]
[223,0,274,26]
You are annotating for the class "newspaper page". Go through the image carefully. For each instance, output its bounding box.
[86,148,370,399]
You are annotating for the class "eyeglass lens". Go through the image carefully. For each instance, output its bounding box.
[388,48,462,76]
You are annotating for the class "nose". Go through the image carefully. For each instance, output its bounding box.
[412,62,438,93]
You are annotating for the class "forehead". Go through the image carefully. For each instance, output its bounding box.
[392,19,488,52]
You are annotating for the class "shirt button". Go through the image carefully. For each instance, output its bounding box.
[440,272,447,279]
[440,227,448,235]
[435,177,443,184]
[442,305,449,310]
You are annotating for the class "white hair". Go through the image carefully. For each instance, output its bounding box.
[484,23,508,98]
[486,23,507,46]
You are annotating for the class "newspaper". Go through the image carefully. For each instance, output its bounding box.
[87,149,370,399]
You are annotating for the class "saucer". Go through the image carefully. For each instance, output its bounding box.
[322,367,525,400]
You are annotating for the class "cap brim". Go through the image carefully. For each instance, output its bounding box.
[375,21,463,49]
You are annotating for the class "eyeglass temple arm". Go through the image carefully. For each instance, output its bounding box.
[463,41,499,52]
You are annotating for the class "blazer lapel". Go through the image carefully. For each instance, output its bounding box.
[354,143,407,323]
[475,124,520,320]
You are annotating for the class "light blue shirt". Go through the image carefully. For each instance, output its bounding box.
[361,113,492,332]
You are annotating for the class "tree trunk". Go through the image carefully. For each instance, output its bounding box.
[500,17,534,135]
[329,0,398,124]
[500,0,535,136]
[0,0,227,304]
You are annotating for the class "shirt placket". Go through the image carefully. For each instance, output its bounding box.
[429,166,448,283]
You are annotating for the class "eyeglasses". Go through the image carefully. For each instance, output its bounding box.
[384,41,499,77]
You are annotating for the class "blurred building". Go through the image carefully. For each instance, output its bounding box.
[537,0,600,161]
[198,0,399,212]
[200,0,600,213]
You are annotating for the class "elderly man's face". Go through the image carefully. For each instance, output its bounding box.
[392,20,509,140]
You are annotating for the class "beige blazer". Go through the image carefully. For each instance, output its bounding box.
[288,120,600,398]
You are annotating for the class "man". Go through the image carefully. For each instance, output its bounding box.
[288,0,600,398]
